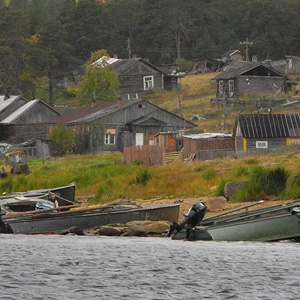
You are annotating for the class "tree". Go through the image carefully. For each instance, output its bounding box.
[48,123,75,156]
[34,18,80,106]
[75,50,119,105]
[0,7,30,95]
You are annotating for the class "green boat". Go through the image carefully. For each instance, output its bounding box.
[169,201,300,242]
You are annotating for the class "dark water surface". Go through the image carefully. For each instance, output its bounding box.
[0,235,299,300]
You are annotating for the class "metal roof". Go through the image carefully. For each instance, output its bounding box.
[183,133,233,139]
[0,100,38,124]
[0,95,26,112]
[237,113,300,138]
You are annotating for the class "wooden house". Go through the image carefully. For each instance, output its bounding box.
[234,113,300,155]
[183,133,235,160]
[0,99,61,144]
[49,99,196,153]
[95,56,181,100]
[212,61,290,99]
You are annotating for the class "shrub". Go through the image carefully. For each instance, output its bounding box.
[233,166,290,202]
[136,168,152,186]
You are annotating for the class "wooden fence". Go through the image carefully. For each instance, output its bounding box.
[123,145,163,165]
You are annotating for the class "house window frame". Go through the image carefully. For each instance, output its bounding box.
[219,80,224,95]
[104,133,116,145]
[229,80,234,96]
[256,141,268,149]
[143,75,154,90]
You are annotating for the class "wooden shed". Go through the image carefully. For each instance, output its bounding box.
[234,113,300,155]
[183,133,235,160]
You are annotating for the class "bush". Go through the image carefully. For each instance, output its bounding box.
[233,166,290,202]
[136,168,152,186]
[48,124,75,156]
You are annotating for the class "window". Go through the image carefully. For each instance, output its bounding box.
[256,141,268,149]
[104,134,115,145]
[229,80,234,96]
[219,80,224,95]
[138,104,146,109]
[143,76,154,90]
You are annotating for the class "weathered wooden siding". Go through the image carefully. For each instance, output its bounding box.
[195,150,236,160]
[183,137,235,159]
[117,60,164,98]
[0,124,49,143]
[14,102,60,124]
[124,145,162,165]
[238,76,285,95]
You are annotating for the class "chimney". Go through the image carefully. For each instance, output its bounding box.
[114,54,118,59]
[91,100,96,107]
[4,94,9,100]
[117,98,123,107]
[132,54,137,59]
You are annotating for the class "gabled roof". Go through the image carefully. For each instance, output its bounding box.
[0,95,28,112]
[212,61,288,80]
[236,113,300,138]
[127,116,167,126]
[221,50,241,57]
[111,58,167,75]
[0,99,61,124]
[48,101,116,124]
[66,98,196,128]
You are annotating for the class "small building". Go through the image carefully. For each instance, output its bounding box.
[220,50,243,64]
[0,99,61,144]
[212,61,290,99]
[183,133,235,160]
[234,113,300,155]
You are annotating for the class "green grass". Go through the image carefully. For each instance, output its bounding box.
[1,151,300,205]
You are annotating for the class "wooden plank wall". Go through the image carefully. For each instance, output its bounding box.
[123,145,163,165]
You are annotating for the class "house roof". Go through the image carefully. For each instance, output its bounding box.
[236,113,300,138]
[0,95,28,112]
[48,101,116,124]
[0,99,61,124]
[66,99,196,128]
[212,61,288,80]
[111,58,167,75]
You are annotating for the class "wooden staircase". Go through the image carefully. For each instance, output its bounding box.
[162,151,183,165]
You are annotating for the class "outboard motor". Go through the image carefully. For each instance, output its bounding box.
[168,201,207,236]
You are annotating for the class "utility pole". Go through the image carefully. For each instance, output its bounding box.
[127,38,131,58]
[223,92,226,133]
[240,38,253,61]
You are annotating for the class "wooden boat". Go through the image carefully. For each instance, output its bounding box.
[169,201,300,242]
[1,200,181,234]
